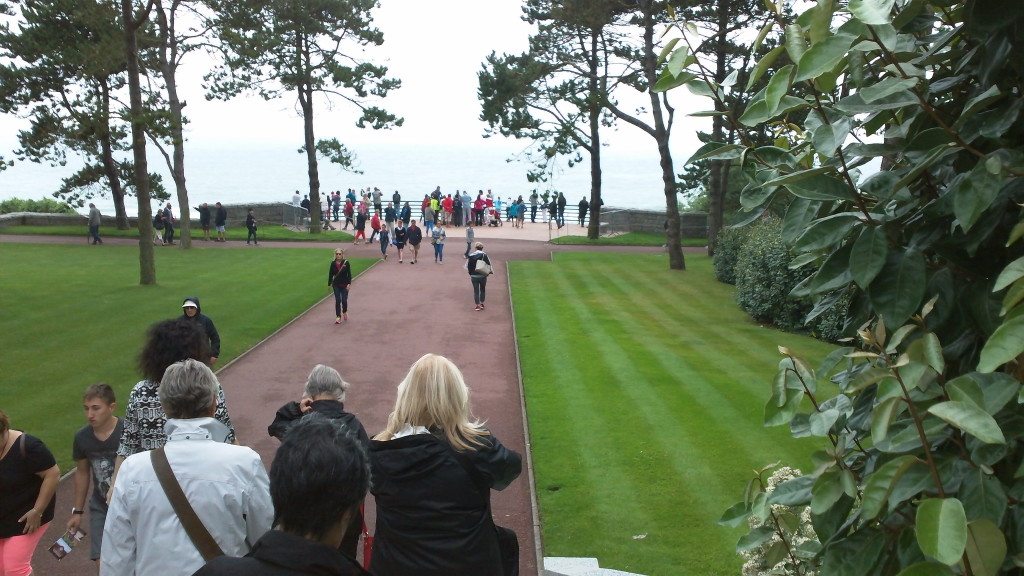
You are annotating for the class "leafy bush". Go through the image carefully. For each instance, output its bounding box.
[734,219,812,332]
[0,197,76,215]
[712,225,750,284]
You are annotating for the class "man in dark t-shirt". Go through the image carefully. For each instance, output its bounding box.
[67,383,122,565]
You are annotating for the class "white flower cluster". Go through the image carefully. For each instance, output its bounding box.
[739,467,820,576]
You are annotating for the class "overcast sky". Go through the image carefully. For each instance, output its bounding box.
[1,0,708,203]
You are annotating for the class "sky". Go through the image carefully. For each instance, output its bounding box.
[0,0,709,206]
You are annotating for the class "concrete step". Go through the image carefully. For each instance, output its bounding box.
[542,557,647,576]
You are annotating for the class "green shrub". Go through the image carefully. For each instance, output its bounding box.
[734,219,812,332]
[712,225,750,284]
[0,197,76,215]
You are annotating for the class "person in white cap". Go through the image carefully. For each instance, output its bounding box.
[181,297,221,364]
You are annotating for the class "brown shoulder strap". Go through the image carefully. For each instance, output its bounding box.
[150,448,224,561]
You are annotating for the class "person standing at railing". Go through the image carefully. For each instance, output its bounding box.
[529,191,538,223]
[578,196,589,227]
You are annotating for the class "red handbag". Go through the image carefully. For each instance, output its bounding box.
[361,504,373,569]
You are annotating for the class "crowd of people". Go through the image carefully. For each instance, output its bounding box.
[1,294,521,576]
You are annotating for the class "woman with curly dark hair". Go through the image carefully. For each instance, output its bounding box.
[108,318,236,498]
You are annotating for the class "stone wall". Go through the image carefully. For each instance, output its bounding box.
[599,207,708,238]
[0,202,299,231]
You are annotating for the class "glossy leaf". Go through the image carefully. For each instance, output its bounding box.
[870,396,903,444]
[867,249,927,326]
[746,45,785,90]
[736,525,774,552]
[860,76,918,103]
[921,333,945,374]
[952,161,1004,233]
[765,64,795,113]
[718,501,751,527]
[794,213,861,251]
[765,388,804,426]
[927,401,1005,444]
[786,173,857,201]
[795,34,856,81]
[993,256,1024,291]
[849,0,896,25]
[964,519,1007,576]
[960,469,1007,525]
[850,226,888,290]
[860,455,917,521]
[916,498,967,565]
[978,315,1024,373]
[767,474,814,506]
[894,563,955,576]
[784,23,806,64]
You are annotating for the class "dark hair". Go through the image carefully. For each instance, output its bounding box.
[138,318,210,382]
[83,383,116,404]
[270,413,370,540]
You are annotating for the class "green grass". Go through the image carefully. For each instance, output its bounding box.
[551,231,707,247]
[0,224,354,242]
[511,253,836,576]
[0,242,372,471]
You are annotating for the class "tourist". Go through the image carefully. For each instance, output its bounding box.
[354,210,367,245]
[529,191,539,223]
[464,224,474,259]
[267,365,370,559]
[579,196,589,227]
[369,354,522,576]
[556,192,566,227]
[462,190,474,226]
[110,318,237,496]
[369,211,381,243]
[329,248,352,324]
[214,202,228,242]
[378,226,390,261]
[407,219,423,264]
[102,360,272,576]
[372,187,383,213]
[181,297,221,364]
[246,208,258,245]
[343,198,354,230]
[431,224,446,264]
[383,201,397,236]
[88,203,103,245]
[195,202,212,241]
[163,203,176,245]
[0,409,59,576]
[153,209,165,245]
[468,242,492,311]
[67,383,122,569]
[393,220,407,263]
[400,201,411,226]
[423,201,435,237]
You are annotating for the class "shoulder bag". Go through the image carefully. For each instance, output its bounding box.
[150,448,224,561]
[474,257,493,276]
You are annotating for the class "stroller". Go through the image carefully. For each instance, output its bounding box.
[488,207,503,226]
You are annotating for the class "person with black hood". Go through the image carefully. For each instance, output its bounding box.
[181,297,221,364]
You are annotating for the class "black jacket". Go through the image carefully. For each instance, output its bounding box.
[328,259,352,288]
[407,226,422,246]
[181,296,221,358]
[369,431,521,576]
[193,530,371,576]
[215,206,227,226]
[468,252,491,276]
[268,400,369,449]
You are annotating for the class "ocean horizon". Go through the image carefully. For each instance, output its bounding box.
[1,140,677,218]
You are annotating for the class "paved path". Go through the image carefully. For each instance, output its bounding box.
[24,223,695,575]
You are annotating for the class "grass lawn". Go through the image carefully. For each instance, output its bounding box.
[0,242,371,470]
[551,231,707,247]
[0,224,354,242]
[510,253,837,576]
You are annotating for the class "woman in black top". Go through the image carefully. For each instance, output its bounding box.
[467,242,492,311]
[370,354,521,576]
[0,409,59,576]
[393,222,408,263]
[329,248,352,324]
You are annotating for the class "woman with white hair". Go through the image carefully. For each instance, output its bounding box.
[369,353,522,576]
[267,364,369,559]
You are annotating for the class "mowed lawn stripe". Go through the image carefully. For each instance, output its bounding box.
[511,253,837,576]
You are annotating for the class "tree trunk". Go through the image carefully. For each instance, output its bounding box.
[122,0,155,284]
[586,29,602,240]
[641,0,684,270]
[300,84,322,234]
[98,80,129,230]
[156,0,190,248]
[707,0,731,257]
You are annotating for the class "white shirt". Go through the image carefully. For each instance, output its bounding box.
[101,418,273,576]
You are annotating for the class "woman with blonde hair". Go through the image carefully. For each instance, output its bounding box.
[369,354,522,576]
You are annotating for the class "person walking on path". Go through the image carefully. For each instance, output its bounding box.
[369,211,382,243]
[88,203,103,244]
[195,203,212,241]
[378,226,390,261]
[329,249,352,324]
[215,202,228,242]
[464,224,475,259]
[353,210,367,245]
[400,202,412,226]
[467,242,492,311]
[431,225,446,263]
[67,383,122,569]
[393,221,407,263]
[181,297,221,364]
[163,203,176,245]
[369,353,522,576]
[407,220,423,264]
[246,208,258,245]
[384,202,397,237]
[0,409,60,576]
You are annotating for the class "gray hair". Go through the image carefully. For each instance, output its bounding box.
[159,359,220,419]
[304,364,349,401]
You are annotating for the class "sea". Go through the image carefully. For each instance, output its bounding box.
[0,140,677,218]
